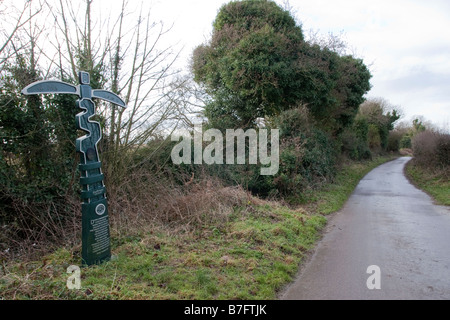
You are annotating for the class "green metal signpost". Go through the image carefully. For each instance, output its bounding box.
[22,71,126,266]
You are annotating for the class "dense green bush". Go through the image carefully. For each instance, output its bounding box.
[340,117,372,160]
[400,135,412,149]
[341,130,371,160]
[387,130,402,152]
[0,59,80,243]
[270,107,337,198]
[156,106,337,200]
[356,98,400,153]
[436,134,450,167]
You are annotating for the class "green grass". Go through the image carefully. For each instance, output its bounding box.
[0,207,326,300]
[405,161,450,206]
[0,155,398,300]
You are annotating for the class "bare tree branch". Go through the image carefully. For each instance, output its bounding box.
[0,1,42,70]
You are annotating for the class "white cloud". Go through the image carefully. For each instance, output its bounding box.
[286,0,450,128]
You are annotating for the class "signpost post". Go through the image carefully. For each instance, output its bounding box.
[22,71,126,266]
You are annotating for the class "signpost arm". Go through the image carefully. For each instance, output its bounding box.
[21,80,79,97]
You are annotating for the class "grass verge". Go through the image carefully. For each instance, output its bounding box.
[405,160,450,206]
[0,155,398,300]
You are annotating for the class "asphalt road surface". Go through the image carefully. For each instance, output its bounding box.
[281,157,450,300]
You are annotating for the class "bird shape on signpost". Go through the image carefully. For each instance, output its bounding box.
[22,71,126,266]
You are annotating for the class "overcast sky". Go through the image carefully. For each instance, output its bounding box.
[144,0,450,130]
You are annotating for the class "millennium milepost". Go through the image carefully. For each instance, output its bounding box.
[22,71,126,266]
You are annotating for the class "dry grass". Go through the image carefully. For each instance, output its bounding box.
[1,168,259,263]
[107,168,254,231]
[0,193,81,262]
[399,148,413,156]
[412,131,450,168]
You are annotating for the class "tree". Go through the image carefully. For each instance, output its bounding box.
[0,1,42,72]
[356,98,401,150]
[323,55,372,133]
[193,0,304,128]
[192,0,372,131]
[50,0,193,185]
[391,118,427,150]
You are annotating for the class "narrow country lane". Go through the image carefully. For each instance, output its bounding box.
[281,157,450,300]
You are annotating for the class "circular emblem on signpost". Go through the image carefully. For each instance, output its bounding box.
[95,203,106,216]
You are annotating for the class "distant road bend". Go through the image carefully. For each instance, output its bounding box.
[281,157,450,300]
